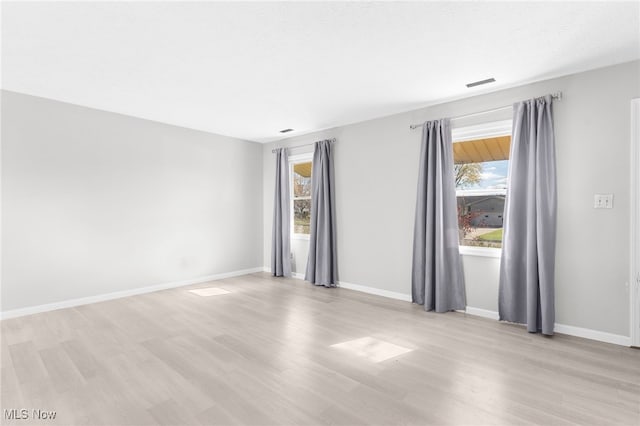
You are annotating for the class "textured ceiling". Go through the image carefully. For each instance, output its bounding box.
[2,1,639,143]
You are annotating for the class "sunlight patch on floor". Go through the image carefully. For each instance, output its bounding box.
[330,336,413,363]
[188,287,231,297]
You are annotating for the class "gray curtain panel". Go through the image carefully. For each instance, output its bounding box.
[412,119,466,312]
[305,140,338,287]
[499,95,557,335]
[271,148,292,277]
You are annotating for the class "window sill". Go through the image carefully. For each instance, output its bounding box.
[459,246,501,258]
[292,234,310,241]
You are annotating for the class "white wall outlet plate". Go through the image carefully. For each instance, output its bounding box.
[594,193,614,209]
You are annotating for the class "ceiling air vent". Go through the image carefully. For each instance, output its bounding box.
[279,128,294,133]
[466,78,496,88]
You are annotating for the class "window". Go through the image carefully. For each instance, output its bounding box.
[453,120,511,250]
[290,154,313,238]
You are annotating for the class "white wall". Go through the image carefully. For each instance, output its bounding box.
[1,91,263,312]
[263,60,640,338]
[3,61,638,339]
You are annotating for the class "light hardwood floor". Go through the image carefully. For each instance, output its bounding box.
[2,273,639,425]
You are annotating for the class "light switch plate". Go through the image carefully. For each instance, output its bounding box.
[594,193,614,209]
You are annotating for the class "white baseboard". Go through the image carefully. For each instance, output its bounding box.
[337,281,412,302]
[0,267,264,320]
[464,306,500,320]
[463,307,630,346]
[553,323,631,347]
[261,267,305,280]
[265,266,413,302]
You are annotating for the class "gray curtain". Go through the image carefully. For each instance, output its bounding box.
[499,95,557,335]
[412,119,466,312]
[305,140,338,287]
[271,148,292,277]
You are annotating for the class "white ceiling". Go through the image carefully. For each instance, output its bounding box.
[3,1,639,143]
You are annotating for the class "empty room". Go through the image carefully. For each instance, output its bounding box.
[2,1,640,425]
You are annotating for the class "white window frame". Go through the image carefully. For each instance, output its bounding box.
[289,152,313,240]
[453,119,512,258]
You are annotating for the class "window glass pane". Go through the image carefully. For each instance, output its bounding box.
[293,162,312,197]
[455,160,508,191]
[455,156,509,248]
[457,194,505,248]
[293,199,311,234]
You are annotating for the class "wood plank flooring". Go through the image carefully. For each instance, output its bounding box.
[2,272,639,425]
